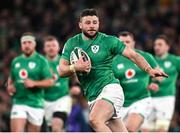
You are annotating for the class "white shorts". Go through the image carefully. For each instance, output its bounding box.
[120,97,152,120]
[44,95,72,126]
[11,105,44,126]
[142,96,175,130]
[88,83,124,119]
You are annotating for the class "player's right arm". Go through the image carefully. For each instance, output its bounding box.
[59,57,91,77]
[6,77,16,96]
[59,39,90,77]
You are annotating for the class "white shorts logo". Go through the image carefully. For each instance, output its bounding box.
[125,69,135,79]
[19,69,28,79]
[91,45,99,53]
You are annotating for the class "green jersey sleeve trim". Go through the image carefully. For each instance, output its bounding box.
[102,97,114,106]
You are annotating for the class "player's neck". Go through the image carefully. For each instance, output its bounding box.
[82,33,97,40]
[47,55,58,61]
[23,51,35,58]
[158,53,168,59]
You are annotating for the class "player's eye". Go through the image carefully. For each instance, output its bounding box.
[93,21,97,24]
[85,21,91,24]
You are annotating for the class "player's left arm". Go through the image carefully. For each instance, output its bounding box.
[122,46,168,78]
[24,78,54,88]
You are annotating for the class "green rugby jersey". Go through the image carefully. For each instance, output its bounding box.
[10,52,52,108]
[150,53,180,97]
[61,32,126,101]
[44,55,69,101]
[112,49,157,107]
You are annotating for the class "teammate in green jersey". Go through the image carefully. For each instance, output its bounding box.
[143,35,180,132]
[43,36,72,132]
[59,9,167,132]
[6,33,54,132]
[112,31,158,132]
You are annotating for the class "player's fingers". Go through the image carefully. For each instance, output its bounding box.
[161,72,168,78]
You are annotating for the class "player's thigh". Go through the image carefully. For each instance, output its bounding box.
[129,97,153,131]
[44,101,54,126]
[154,96,175,120]
[128,97,152,120]
[26,106,44,128]
[27,122,41,132]
[153,96,175,131]
[45,96,72,126]
[54,95,72,115]
[11,118,27,132]
[89,83,124,121]
[10,105,28,132]
[89,99,114,122]
[125,113,144,131]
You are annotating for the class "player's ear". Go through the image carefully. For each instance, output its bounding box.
[79,21,82,29]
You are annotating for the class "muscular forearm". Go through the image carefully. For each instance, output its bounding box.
[131,52,152,72]
[59,59,75,77]
[59,64,75,77]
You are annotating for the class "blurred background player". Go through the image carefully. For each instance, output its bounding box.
[6,32,54,132]
[143,35,180,132]
[59,8,167,132]
[43,36,72,132]
[112,31,158,132]
[66,82,93,132]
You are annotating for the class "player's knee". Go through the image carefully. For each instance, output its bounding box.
[126,124,139,132]
[52,112,67,132]
[89,113,102,129]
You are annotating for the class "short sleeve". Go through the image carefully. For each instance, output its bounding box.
[110,37,126,56]
[61,39,71,62]
[41,58,52,79]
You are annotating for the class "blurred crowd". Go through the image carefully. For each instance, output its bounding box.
[0,0,179,131]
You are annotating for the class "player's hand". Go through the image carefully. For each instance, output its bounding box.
[6,84,16,96]
[74,57,91,72]
[147,68,168,78]
[147,83,159,92]
[24,79,35,88]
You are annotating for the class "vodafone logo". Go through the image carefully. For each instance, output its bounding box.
[125,69,135,79]
[19,69,28,79]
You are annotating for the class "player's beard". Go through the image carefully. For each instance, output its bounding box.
[47,49,58,59]
[82,29,98,39]
[23,48,34,57]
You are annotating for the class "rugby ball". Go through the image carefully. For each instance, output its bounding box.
[70,47,91,75]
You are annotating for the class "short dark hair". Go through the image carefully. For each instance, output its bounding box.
[44,35,58,42]
[155,35,170,45]
[80,8,98,20]
[118,31,135,40]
